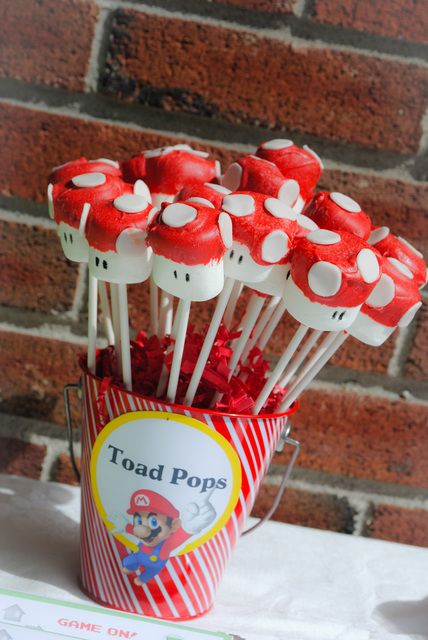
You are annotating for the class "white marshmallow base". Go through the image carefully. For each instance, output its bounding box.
[152,255,224,301]
[348,312,395,347]
[57,222,89,263]
[284,276,361,331]
[247,263,288,296]
[88,247,153,284]
[224,242,273,284]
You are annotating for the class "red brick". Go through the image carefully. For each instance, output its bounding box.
[278,388,428,488]
[102,10,428,153]
[53,452,80,486]
[312,0,428,46]
[252,483,355,532]
[0,0,99,91]
[0,103,234,204]
[0,219,79,313]
[365,504,428,547]
[405,300,428,380]
[212,0,297,13]
[0,330,82,425]
[0,437,46,479]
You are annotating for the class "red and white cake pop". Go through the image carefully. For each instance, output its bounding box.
[256,139,323,212]
[141,144,220,207]
[176,182,231,210]
[222,155,300,206]
[303,191,372,240]
[283,229,382,331]
[48,157,121,185]
[349,255,422,346]
[368,226,427,288]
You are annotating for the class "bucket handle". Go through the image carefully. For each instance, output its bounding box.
[243,424,300,536]
[64,383,300,532]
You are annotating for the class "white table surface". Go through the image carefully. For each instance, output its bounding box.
[1,474,427,640]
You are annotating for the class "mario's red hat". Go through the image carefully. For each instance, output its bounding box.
[126,490,179,519]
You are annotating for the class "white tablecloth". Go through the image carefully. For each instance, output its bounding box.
[1,474,427,640]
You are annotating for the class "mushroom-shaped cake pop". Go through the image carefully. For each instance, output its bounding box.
[303,191,372,240]
[222,191,298,285]
[256,139,323,211]
[222,155,300,206]
[142,144,220,207]
[49,157,121,185]
[283,229,382,331]
[176,182,231,209]
[368,227,427,288]
[349,255,422,346]
[148,201,232,301]
[49,171,127,263]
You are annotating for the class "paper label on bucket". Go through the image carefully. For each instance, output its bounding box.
[90,411,242,562]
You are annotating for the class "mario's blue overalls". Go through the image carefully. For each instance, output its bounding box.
[123,540,167,583]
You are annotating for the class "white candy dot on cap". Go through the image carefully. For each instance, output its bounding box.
[205,183,231,194]
[357,249,380,283]
[397,236,423,258]
[133,179,152,203]
[368,226,389,245]
[303,145,324,169]
[297,214,318,231]
[222,194,255,217]
[366,274,395,308]
[278,179,300,206]
[90,158,119,168]
[261,230,289,263]
[308,261,342,297]
[388,257,414,279]
[307,229,341,245]
[222,163,243,191]
[218,212,233,249]
[330,192,361,213]
[264,197,296,220]
[185,197,215,208]
[262,139,293,150]
[162,203,197,228]
[114,194,148,213]
[398,301,422,327]
[72,172,106,188]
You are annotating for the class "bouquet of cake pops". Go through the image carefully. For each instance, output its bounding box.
[48,140,426,416]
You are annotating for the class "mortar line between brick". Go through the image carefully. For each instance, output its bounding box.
[95,0,428,68]
[387,326,411,377]
[85,8,112,93]
[30,434,82,482]
[0,207,54,229]
[67,263,88,322]
[418,106,428,155]
[0,320,88,345]
[348,499,371,536]
[310,378,428,406]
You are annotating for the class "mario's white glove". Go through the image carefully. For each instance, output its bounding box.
[181,497,217,535]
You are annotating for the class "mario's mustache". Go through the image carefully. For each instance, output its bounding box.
[143,526,162,542]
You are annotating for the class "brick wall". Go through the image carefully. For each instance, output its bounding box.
[1,0,427,548]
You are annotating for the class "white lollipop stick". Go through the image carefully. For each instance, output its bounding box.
[159,291,174,337]
[278,331,347,411]
[253,324,308,414]
[279,329,322,388]
[156,308,181,398]
[241,295,281,365]
[223,281,243,329]
[256,298,287,352]
[150,275,159,336]
[87,273,98,375]
[166,298,191,403]
[183,277,235,406]
[98,281,115,345]
[118,283,132,390]
[110,283,122,377]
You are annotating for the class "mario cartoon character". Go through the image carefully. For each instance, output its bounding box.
[121,489,216,586]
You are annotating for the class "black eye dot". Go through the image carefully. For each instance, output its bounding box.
[173,270,178,279]
[102,260,108,270]
[339,311,346,320]
[238,255,243,264]
[63,232,67,242]
[332,311,338,319]
[286,270,291,280]
[229,250,234,259]
[95,257,100,267]
[185,273,190,282]
[69,234,73,244]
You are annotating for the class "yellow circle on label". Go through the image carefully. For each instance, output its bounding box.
[150,555,158,562]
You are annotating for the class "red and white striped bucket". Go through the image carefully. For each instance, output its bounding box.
[79,365,297,621]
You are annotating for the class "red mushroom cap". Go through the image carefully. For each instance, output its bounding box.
[303,191,372,240]
[362,254,422,327]
[51,172,126,229]
[143,145,219,196]
[120,153,146,183]
[148,201,231,265]
[49,157,121,184]
[222,155,300,205]
[83,189,156,253]
[368,226,427,288]
[256,139,323,201]
[176,182,231,209]
[290,229,382,308]
[221,191,299,265]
